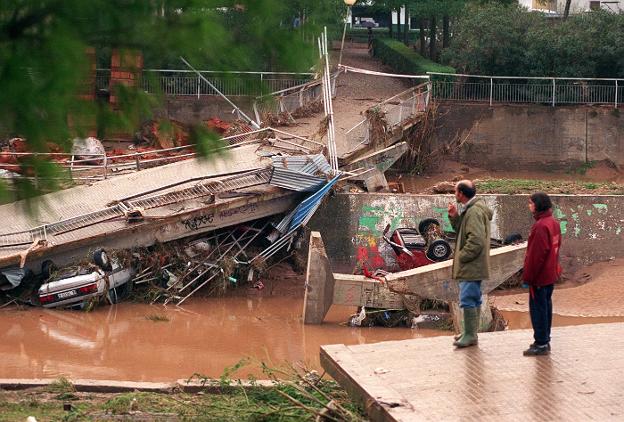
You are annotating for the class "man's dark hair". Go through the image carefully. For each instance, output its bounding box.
[530,192,552,212]
[457,181,476,199]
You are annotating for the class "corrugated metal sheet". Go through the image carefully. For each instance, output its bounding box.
[271,154,331,176]
[288,175,339,230]
[270,167,326,192]
[269,154,331,192]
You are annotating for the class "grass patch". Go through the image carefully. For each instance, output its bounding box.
[568,161,595,176]
[475,178,624,195]
[48,377,78,400]
[0,365,367,421]
[145,314,170,322]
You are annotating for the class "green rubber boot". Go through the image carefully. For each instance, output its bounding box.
[454,306,481,341]
[453,307,479,348]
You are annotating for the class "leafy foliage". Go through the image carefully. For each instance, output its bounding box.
[0,0,338,202]
[442,4,624,77]
[372,38,455,74]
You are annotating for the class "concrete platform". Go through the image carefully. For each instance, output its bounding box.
[321,323,624,421]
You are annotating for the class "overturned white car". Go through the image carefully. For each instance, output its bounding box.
[34,249,135,309]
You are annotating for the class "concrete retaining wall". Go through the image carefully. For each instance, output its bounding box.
[434,104,624,170]
[155,96,255,124]
[309,193,624,274]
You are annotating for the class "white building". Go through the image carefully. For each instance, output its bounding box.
[518,0,622,14]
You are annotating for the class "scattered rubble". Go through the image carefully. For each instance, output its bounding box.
[71,136,106,163]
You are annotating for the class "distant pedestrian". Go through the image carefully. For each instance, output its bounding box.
[448,180,493,348]
[522,192,562,356]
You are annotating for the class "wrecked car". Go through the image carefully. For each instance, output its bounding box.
[33,249,135,309]
[382,218,453,271]
[1,249,135,309]
[382,218,522,272]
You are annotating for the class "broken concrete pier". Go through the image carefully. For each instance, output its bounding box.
[303,231,526,327]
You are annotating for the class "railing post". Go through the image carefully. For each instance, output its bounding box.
[135,152,140,171]
[489,78,493,107]
[616,80,619,109]
[103,153,108,179]
[552,78,556,107]
[69,154,74,180]
[197,75,200,99]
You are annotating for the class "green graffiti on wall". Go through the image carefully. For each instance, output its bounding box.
[592,204,608,213]
[553,207,567,235]
[433,207,454,232]
[571,213,581,237]
[359,216,381,236]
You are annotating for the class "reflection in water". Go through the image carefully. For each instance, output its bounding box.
[0,297,444,381]
[530,357,560,421]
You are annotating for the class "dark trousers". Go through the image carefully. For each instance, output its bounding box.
[529,284,554,345]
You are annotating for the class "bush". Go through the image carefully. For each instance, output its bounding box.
[372,38,455,75]
[443,4,624,78]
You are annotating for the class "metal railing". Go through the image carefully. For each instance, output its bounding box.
[340,82,431,158]
[0,128,322,185]
[429,73,623,108]
[252,71,338,124]
[96,69,313,98]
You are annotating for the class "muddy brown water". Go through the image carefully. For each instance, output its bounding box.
[2,296,622,382]
[0,298,444,382]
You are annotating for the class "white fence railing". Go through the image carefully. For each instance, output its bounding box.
[252,71,339,124]
[0,128,325,185]
[340,82,431,158]
[0,130,260,184]
[96,69,314,98]
[429,72,623,108]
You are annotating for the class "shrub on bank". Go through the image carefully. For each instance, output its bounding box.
[443,4,624,78]
[371,38,455,76]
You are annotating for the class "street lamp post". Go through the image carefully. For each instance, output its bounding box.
[338,0,357,65]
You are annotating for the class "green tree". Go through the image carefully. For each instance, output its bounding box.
[0,0,331,204]
[441,2,542,74]
[442,4,624,78]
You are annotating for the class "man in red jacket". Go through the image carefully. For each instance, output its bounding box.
[523,192,562,356]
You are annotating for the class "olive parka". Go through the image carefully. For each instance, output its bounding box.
[449,197,493,280]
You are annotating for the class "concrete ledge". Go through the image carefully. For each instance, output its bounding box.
[0,378,277,394]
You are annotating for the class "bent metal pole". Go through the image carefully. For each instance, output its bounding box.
[180,57,261,129]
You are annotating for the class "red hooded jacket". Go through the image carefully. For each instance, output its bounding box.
[523,209,562,287]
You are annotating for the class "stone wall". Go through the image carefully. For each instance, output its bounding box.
[434,104,624,170]
[309,193,624,274]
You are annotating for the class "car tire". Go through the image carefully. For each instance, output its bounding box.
[503,233,523,245]
[41,260,57,280]
[418,218,440,236]
[426,239,452,262]
[93,249,112,271]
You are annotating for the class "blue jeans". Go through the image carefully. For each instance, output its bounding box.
[529,284,554,346]
[459,280,482,309]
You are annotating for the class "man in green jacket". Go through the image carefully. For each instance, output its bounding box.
[447,180,493,348]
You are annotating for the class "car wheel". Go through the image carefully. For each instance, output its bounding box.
[418,218,440,236]
[93,249,112,271]
[503,233,523,245]
[426,239,452,262]
[41,260,57,280]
